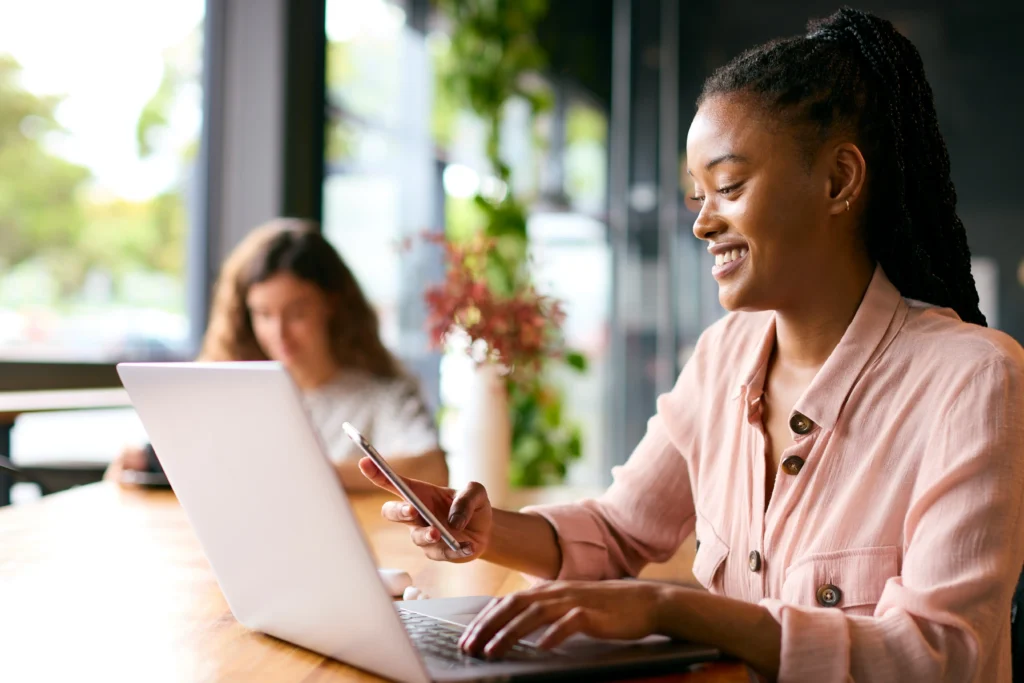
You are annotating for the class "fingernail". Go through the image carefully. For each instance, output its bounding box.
[448,513,466,530]
[460,544,474,557]
[403,504,413,517]
[429,528,439,541]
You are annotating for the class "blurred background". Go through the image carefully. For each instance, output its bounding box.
[1,0,1022,501]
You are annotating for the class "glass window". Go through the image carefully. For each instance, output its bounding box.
[528,212,611,487]
[563,100,608,216]
[323,0,437,363]
[0,0,204,362]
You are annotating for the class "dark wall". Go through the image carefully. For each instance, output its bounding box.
[538,0,614,103]
[678,1,1024,340]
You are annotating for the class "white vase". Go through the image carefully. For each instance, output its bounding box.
[459,362,511,507]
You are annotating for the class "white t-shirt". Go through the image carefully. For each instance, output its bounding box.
[301,370,439,463]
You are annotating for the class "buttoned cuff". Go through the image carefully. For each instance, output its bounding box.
[759,598,851,682]
[520,502,611,581]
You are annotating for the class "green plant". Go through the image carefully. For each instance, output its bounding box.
[433,0,586,487]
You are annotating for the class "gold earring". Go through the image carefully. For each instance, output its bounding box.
[845,199,851,212]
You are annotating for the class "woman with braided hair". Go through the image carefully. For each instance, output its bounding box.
[359,8,1024,681]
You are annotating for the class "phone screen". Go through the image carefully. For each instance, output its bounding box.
[342,422,461,553]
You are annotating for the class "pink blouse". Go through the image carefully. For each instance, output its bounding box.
[525,267,1024,682]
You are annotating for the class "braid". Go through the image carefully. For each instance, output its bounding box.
[699,6,986,326]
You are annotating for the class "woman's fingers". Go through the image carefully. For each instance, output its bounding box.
[461,592,540,656]
[121,447,148,471]
[409,526,474,560]
[423,543,474,562]
[358,457,399,494]
[382,501,428,527]
[536,607,589,650]
[103,457,123,483]
[410,525,442,546]
[447,481,487,531]
[365,460,476,562]
[458,598,500,649]
[482,599,575,659]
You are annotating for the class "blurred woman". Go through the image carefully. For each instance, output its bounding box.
[110,218,447,491]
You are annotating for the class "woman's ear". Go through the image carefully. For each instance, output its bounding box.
[828,142,867,216]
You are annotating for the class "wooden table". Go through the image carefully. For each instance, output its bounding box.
[0,483,751,682]
[0,388,132,505]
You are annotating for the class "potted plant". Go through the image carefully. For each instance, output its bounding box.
[420,232,568,504]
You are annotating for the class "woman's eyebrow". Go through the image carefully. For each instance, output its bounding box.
[687,153,750,176]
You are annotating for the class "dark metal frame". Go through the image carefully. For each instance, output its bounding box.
[282,0,327,221]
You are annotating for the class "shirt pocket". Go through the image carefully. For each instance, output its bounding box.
[692,514,730,592]
[781,546,900,616]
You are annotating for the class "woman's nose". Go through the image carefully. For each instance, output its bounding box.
[692,206,724,242]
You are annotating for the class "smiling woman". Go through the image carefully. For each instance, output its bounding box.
[361,8,1024,682]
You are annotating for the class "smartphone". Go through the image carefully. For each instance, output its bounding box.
[342,422,462,553]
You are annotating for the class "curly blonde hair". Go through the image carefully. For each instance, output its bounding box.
[198,218,402,378]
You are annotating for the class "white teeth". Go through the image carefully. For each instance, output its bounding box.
[714,247,747,267]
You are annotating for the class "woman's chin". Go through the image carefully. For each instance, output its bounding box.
[717,284,744,311]
[272,352,299,368]
[716,280,762,313]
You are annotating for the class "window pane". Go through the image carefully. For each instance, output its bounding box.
[326,0,407,128]
[0,0,204,361]
[322,173,402,348]
[564,100,608,215]
[527,213,612,487]
[323,0,436,369]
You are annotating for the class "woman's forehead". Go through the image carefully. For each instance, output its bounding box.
[247,273,321,302]
[686,93,788,170]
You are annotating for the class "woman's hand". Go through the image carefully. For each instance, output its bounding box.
[358,457,492,562]
[459,580,666,659]
[103,445,149,483]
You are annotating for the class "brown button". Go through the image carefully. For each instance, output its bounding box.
[782,455,805,475]
[789,412,814,435]
[748,550,762,572]
[816,583,842,607]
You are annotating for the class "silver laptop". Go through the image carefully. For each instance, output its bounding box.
[117,362,721,682]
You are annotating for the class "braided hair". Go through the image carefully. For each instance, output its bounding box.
[699,6,986,326]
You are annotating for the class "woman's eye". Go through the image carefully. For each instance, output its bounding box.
[286,306,311,322]
[689,182,741,203]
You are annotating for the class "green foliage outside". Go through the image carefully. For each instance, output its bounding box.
[0,26,199,317]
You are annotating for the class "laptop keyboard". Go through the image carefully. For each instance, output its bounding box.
[398,608,558,668]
